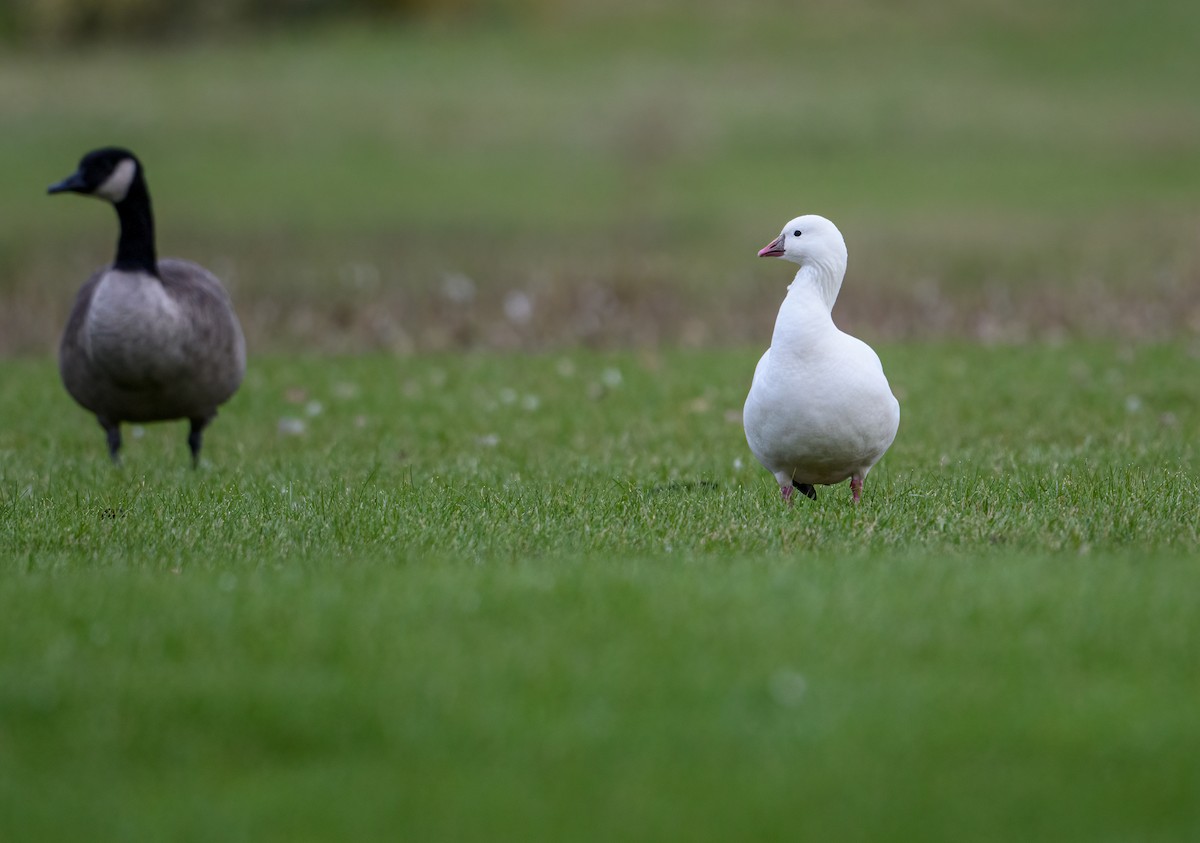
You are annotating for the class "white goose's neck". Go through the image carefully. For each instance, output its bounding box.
[791,255,845,311]
[772,260,844,346]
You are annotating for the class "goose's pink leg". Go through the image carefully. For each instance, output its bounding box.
[780,484,794,505]
[850,474,863,504]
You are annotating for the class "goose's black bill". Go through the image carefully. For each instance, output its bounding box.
[48,171,87,195]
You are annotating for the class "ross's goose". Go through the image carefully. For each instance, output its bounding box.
[743,215,899,504]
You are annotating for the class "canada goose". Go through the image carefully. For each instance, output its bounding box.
[743,215,899,504]
[48,147,245,466]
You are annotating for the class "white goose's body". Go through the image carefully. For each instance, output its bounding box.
[743,215,898,503]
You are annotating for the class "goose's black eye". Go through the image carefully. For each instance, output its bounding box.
[793,230,802,237]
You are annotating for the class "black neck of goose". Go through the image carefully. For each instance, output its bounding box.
[111,174,158,276]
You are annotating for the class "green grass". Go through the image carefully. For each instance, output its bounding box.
[3,2,1200,838]
[2,343,1199,840]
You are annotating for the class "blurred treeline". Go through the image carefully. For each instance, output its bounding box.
[0,0,507,44]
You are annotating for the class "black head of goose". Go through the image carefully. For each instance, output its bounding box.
[49,147,246,467]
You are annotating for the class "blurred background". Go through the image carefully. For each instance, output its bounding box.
[2,0,1198,354]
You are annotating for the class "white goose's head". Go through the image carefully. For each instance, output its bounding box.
[758,214,848,308]
[758,214,847,268]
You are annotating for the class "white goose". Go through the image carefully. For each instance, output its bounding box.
[743,215,899,504]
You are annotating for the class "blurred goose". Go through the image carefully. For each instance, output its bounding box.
[743,215,899,504]
[49,147,245,466]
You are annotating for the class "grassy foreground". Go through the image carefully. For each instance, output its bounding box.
[1,342,1198,841]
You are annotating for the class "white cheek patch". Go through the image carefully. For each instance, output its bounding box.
[96,158,137,202]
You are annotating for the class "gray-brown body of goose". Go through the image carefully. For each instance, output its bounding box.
[49,147,245,466]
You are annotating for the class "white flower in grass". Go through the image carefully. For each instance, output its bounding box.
[305,400,323,417]
[278,417,306,436]
[503,290,534,325]
[768,669,808,708]
[521,394,541,412]
[477,433,501,447]
[441,272,476,305]
[1125,395,1143,413]
[601,367,623,388]
[498,387,518,405]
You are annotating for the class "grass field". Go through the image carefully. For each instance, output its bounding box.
[3,1,1200,839]
[2,343,1199,840]
[3,1,1200,351]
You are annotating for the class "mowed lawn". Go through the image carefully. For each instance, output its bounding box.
[2,342,1198,841]
[3,1,1200,839]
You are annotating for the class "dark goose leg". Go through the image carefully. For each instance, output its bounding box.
[99,417,122,464]
[187,416,212,468]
